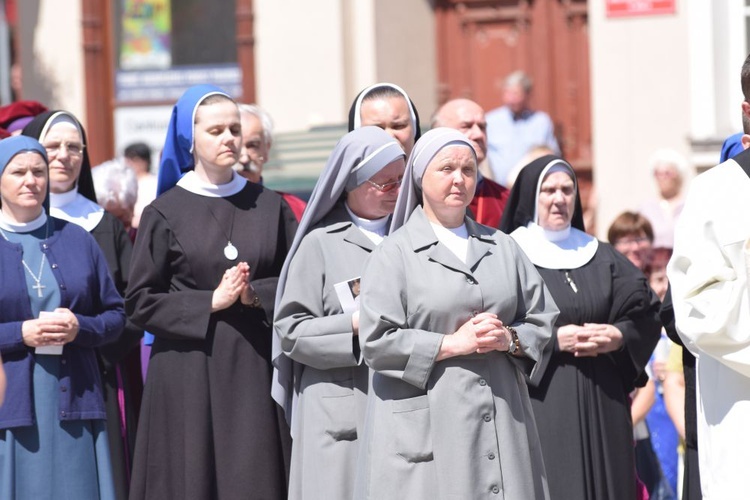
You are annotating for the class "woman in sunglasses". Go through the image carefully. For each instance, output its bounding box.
[273,126,405,500]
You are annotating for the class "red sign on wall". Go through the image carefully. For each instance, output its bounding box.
[606,0,676,18]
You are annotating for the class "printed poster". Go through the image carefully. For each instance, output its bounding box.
[120,0,172,70]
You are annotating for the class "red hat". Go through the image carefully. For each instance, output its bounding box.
[0,100,49,133]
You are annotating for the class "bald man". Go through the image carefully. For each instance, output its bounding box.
[432,98,510,228]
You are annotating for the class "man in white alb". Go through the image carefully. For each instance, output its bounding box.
[667,53,750,499]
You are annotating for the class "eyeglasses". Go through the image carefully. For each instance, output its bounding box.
[367,179,402,193]
[44,141,85,157]
[614,237,650,247]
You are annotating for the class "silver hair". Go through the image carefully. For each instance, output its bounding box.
[504,70,533,93]
[648,148,691,178]
[91,159,138,211]
[238,103,274,146]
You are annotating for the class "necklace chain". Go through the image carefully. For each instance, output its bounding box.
[0,220,51,297]
[199,197,237,260]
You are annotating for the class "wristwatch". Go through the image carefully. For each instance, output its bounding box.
[507,326,521,355]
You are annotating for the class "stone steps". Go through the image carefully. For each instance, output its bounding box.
[263,125,347,195]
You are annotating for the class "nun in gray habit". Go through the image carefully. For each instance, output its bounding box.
[355,128,557,499]
[273,126,406,499]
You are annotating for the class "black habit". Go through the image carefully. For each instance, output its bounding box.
[500,155,662,500]
[126,182,296,500]
[530,244,661,499]
[92,211,144,500]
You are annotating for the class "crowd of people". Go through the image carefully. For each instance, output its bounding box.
[0,57,749,500]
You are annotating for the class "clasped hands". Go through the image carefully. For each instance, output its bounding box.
[557,323,623,357]
[22,308,79,348]
[438,312,513,361]
[211,262,259,312]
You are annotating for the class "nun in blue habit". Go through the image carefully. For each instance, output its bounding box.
[125,85,296,499]
[0,136,125,499]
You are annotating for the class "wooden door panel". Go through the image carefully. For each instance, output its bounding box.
[436,0,594,231]
[468,20,528,106]
[436,0,591,168]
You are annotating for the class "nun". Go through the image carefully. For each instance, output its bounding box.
[23,110,141,500]
[499,155,661,499]
[274,126,405,499]
[0,135,125,499]
[126,85,296,499]
[355,128,557,499]
[348,82,421,156]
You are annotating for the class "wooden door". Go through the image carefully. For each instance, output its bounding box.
[436,0,593,230]
[435,0,591,169]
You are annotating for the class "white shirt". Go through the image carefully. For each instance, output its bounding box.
[430,221,469,263]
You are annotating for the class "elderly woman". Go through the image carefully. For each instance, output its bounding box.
[356,128,557,499]
[0,135,125,499]
[639,149,692,249]
[92,159,138,241]
[23,111,140,500]
[500,155,661,500]
[126,84,296,499]
[274,126,405,499]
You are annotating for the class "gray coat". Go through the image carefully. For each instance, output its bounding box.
[356,208,557,500]
[274,205,375,500]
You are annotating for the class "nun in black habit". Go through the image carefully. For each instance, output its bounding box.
[126,85,295,499]
[23,111,142,500]
[499,155,661,500]
[347,82,421,156]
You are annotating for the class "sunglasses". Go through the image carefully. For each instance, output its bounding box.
[367,179,402,192]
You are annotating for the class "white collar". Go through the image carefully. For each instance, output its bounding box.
[176,170,247,198]
[511,222,598,269]
[541,224,570,242]
[49,191,104,232]
[345,203,389,234]
[345,203,389,244]
[50,187,79,208]
[0,210,48,233]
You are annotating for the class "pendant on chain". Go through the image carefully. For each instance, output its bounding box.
[224,242,239,261]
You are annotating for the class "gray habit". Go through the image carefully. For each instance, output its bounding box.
[275,203,373,499]
[356,207,557,499]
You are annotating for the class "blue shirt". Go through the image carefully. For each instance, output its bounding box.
[485,106,560,186]
[720,132,744,163]
[0,218,125,429]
